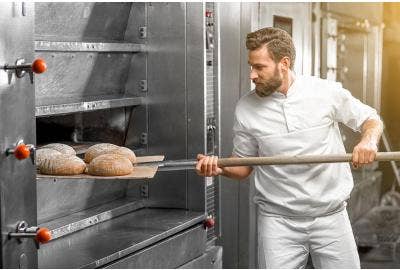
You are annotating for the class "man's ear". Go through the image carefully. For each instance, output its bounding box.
[280,57,291,71]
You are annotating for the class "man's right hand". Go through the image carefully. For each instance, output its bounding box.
[196,154,223,177]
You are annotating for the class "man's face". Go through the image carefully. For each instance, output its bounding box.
[248,46,283,97]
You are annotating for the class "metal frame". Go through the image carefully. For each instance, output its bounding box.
[0,2,38,268]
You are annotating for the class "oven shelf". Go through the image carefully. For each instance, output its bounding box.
[35,96,143,116]
[38,208,205,268]
[39,197,147,241]
[35,40,145,53]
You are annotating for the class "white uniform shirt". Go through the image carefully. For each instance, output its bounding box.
[233,75,380,217]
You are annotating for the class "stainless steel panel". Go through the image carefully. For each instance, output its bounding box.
[39,209,205,268]
[123,4,148,153]
[179,246,223,269]
[218,3,242,268]
[186,2,206,212]
[124,104,148,150]
[34,52,132,105]
[35,41,145,52]
[124,3,146,44]
[37,179,128,223]
[35,3,132,42]
[123,3,148,153]
[105,225,206,269]
[0,2,37,268]
[146,3,188,208]
[238,3,257,269]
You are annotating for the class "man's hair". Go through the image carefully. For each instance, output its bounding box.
[246,27,296,70]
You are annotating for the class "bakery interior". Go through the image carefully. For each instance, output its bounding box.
[1,2,400,268]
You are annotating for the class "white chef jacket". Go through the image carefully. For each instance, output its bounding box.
[232,75,380,217]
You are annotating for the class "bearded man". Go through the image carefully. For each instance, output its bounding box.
[196,27,383,269]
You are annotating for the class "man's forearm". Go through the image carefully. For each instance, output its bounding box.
[360,118,383,145]
[220,166,253,180]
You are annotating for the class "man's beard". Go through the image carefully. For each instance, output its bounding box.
[254,68,283,97]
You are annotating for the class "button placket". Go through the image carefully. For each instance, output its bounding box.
[281,101,291,133]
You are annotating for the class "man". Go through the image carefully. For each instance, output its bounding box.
[196,27,383,269]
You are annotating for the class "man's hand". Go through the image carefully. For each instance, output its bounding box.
[352,140,378,169]
[196,154,223,177]
[352,118,383,169]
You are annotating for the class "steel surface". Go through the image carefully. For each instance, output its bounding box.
[38,208,204,268]
[0,2,37,267]
[105,225,206,268]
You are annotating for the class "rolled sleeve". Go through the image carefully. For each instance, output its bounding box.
[332,83,381,132]
[232,116,258,157]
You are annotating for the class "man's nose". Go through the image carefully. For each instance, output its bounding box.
[250,69,258,81]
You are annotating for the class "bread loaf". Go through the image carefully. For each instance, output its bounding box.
[39,154,86,175]
[41,143,76,156]
[99,146,136,164]
[36,148,62,168]
[84,143,120,163]
[87,154,133,176]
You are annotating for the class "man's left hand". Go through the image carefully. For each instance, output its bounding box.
[352,140,378,169]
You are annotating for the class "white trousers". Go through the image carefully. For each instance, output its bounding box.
[257,209,360,269]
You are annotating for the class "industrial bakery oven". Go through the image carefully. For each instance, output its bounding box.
[0,2,221,268]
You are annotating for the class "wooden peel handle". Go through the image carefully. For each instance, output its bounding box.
[216,152,400,167]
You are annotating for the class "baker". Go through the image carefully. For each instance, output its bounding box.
[196,27,383,269]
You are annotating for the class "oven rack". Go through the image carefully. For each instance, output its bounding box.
[35,41,145,53]
[39,197,147,241]
[35,95,143,117]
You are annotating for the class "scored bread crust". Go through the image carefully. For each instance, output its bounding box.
[100,147,136,164]
[84,143,120,163]
[41,143,76,156]
[36,148,62,168]
[39,154,86,175]
[87,154,134,176]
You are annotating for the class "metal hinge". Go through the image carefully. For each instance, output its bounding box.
[139,26,147,39]
[140,184,149,198]
[140,132,148,145]
[139,80,147,92]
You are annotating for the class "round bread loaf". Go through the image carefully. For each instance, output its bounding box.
[84,143,120,163]
[39,154,86,175]
[101,147,136,164]
[87,154,133,176]
[36,148,62,168]
[41,143,76,156]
